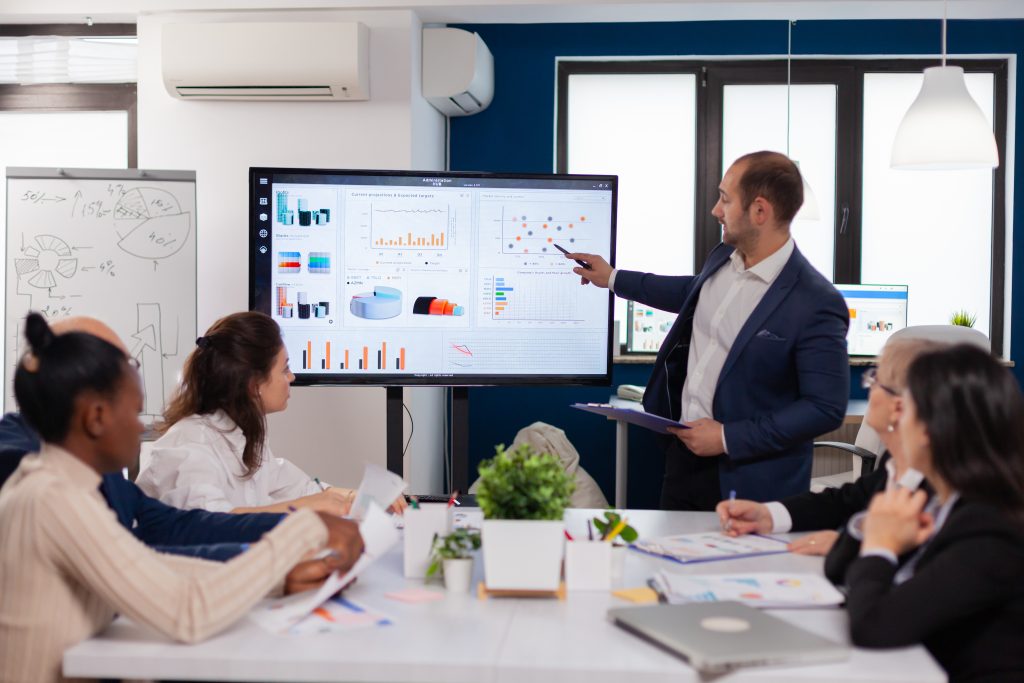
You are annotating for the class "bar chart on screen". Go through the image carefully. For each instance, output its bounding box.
[369,202,452,250]
[484,272,582,322]
[296,338,408,372]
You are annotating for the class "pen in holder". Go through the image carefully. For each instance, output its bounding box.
[403,503,451,579]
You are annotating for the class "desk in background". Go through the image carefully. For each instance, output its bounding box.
[64,509,943,683]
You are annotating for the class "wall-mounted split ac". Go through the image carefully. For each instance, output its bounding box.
[422,27,494,117]
[162,22,369,101]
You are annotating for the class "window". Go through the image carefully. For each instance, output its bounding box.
[557,59,1008,354]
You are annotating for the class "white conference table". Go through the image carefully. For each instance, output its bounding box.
[64,509,945,683]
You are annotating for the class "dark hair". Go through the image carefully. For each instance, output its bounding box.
[14,312,130,442]
[734,150,804,223]
[905,344,1024,525]
[161,311,283,477]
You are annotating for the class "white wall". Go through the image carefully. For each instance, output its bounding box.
[138,8,446,490]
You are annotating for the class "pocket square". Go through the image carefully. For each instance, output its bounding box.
[755,329,786,342]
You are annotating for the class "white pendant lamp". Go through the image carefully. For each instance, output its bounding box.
[890,2,999,170]
[786,20,820,222]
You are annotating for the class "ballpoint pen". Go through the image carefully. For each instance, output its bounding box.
[724,489,737,532]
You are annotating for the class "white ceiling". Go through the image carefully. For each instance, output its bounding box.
[2,0,1024,26]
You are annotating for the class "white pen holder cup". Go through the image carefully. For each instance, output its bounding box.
[565,540,612,591]
[403,504,451,579]
[610,544,627,586]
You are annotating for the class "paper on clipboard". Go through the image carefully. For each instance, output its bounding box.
[250,502,399,634]
[633,531,789,565]
[571,402,690,434]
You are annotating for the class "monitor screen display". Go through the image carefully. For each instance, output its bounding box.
[250,168,617,385]
[626,301,676,353]
[837,284,909,357]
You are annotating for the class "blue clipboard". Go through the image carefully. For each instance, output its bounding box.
[571,402,690,434]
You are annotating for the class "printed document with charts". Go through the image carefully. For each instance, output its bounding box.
[633,531,789,564]
[651,571,845,608]
[250,501,399,634]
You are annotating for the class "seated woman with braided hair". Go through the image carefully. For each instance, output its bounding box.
[0,312,362,683]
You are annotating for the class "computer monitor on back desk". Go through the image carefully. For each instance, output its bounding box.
[837,284,909,357]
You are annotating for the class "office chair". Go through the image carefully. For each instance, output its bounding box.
[811,324,991,491]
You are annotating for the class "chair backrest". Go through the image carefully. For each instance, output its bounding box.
[888,324,991,350]
[850,324,991,476]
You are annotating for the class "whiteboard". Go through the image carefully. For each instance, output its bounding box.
[4,168,196,424]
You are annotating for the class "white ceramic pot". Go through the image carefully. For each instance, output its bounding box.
[442,557,474,593]
[481,519,565,591]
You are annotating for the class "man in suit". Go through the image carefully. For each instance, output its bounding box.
[567,151,849,510]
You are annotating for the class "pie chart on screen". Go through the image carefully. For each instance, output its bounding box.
[350,286,402,320]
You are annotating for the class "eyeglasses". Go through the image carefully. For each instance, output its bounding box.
[861,366,899,396]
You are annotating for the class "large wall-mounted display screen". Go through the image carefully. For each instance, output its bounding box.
[250,168,617,385]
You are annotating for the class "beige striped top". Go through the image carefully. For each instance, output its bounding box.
[0,444,327,683]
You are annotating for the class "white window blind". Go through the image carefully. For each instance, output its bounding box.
[0,37,137,84]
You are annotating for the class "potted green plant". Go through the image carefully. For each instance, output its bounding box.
[476,443,575,591]
[426,528,481,593]
[950,310,977,328]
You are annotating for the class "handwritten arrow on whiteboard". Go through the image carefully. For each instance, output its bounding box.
[130,324,157,359]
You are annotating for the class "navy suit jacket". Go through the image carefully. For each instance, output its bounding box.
[614,243,849,501]
[0,413,282,561]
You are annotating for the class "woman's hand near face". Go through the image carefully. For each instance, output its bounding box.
[862,488,935,556]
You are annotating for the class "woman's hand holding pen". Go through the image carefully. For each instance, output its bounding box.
[564,252,612,287]
[716,499,772,536]
[296,488,355,517]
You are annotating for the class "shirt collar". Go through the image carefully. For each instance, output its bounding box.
[729,236,795,284]
[38,442,103,490]
[203,410,246,447]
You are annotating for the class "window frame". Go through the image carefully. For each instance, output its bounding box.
[556,57,1008,355]
[0,23,138,168]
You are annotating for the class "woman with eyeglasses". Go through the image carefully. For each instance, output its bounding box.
[136,311,406,516]
[846,344,1024,682]
[717,336,941,563]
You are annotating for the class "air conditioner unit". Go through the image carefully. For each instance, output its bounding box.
[422,28,493,117]
[162,22,369,101]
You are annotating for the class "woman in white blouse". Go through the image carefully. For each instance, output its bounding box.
[137,311,403,515]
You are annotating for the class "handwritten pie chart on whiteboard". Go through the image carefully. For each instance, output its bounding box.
[113,187,191,260]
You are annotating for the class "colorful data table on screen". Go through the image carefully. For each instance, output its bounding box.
[350,286,402,320]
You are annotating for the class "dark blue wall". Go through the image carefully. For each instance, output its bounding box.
[451,19,1024,508]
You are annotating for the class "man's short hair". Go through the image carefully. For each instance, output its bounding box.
[734,151,804,223]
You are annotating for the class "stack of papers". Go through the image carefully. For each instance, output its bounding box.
[633,531,789,564]
[651,571,845,608]
[250,502,399,634]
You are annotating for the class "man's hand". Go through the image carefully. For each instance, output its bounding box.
[715,498,772,536]
[284,553,345,595]
[564,252,613,288]
[670,418,725,456]
[315,512,363,574]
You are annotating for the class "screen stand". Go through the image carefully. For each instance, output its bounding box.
[386,386,404,477]
[452,387,469,493]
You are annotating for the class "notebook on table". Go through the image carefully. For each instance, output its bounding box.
[608,602,849,674]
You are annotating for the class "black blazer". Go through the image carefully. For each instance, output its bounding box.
[846,500,1024,683]
[782,453,891,532]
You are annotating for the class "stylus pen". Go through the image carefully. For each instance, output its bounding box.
[553,243,593,270]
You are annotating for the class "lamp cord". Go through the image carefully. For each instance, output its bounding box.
[941,0,948,67]
[786,19,793,157]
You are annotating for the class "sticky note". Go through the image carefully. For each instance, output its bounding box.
[612,587,660,604]
[384,588,446,604]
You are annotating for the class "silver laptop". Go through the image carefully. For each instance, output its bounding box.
[608,602,849,674]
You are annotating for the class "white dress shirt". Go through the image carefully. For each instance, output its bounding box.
[683,239,795,456]
[136,411,320,512]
